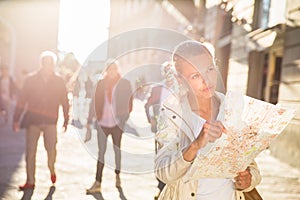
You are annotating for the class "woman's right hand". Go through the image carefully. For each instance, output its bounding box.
[192,120,226,150]
[183,120,226,162]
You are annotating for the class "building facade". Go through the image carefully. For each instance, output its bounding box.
[108,1,300,168]
[0,0,59,86]
[199,0,300,168]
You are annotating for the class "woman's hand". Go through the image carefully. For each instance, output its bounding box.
[183,120,225,162]
[234,168,252,190]
[192,120,225,149]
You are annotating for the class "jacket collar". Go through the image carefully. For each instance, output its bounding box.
[163,91,225,142]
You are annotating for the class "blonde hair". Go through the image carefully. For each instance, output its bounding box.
[103,58,120,74]
[172,40,214,71]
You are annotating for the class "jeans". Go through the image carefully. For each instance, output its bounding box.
[95,125,122,182]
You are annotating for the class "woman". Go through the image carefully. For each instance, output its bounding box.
[155,40,261,200]
[86,59,133,193]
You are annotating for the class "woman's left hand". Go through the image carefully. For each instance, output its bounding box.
[234,168,252,190]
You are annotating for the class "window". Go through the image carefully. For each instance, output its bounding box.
[253,0,271,29]
[261,0,271,28]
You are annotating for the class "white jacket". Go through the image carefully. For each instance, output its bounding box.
[155,92,261,200]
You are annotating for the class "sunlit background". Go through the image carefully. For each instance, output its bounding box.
[58,0,110,64]
[1,0,300,199]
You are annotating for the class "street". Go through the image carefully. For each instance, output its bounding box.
[0,99,300,200]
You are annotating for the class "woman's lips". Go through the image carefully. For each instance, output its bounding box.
[203,86,213,92]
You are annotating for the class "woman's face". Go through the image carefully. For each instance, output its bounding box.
[177,53,217,99]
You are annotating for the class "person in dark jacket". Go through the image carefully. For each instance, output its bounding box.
[144,61,174,199]
[86,59,133,194]
[13,51,69,190]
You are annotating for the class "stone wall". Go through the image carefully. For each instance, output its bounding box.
[270,27,300,169]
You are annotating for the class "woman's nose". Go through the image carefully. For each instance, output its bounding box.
[201,73,210,86]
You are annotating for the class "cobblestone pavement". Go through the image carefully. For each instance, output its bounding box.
[256,150,300,200]
[0,123,157,200]
[0,99,300,200]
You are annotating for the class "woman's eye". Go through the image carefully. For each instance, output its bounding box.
[208,66,215,72]
[191,74,200,79]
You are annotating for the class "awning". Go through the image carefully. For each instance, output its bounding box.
[246,24,284,51]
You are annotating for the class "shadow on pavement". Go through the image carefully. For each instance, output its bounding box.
[0,126,25,198]
[123,123,139,136]
[87,186,127,200]
[89,192,105,200]
[117,186,127,200]
[44,186,56,200]
[20,188,33,200]
[18,186,56,200]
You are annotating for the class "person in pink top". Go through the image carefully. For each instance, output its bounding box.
[86,59,133,194]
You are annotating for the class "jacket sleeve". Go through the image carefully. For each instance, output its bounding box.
[61,79,70,125]
[87,95,95,124]
[125,80,133,113]
[10,77,19,97]
[240,160,262,192]
[154,104,193,184]
[144,88,156,123]
[13,77,30,123]
[94,81,103,120]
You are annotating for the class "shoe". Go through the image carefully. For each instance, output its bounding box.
[154,190,162,200]
[51,174,56,184]
[86,181,101,194]
[19,183,35,190]
[116,174,121,187]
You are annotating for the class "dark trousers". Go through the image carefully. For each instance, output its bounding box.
[95,125,122,182]
[155,140,166,192]
[157,179,165,191]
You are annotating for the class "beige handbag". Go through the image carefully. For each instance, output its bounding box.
[244,188,263,200]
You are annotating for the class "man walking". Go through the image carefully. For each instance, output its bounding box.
[13,51,69,190]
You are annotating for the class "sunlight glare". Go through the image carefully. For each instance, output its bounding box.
[58,0,110,64]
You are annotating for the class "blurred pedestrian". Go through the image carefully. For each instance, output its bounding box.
[144,61,174,199]
[86,59,133,194]
[13,51,69,190]
[0,65,18,125]
[145,61,174,134]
